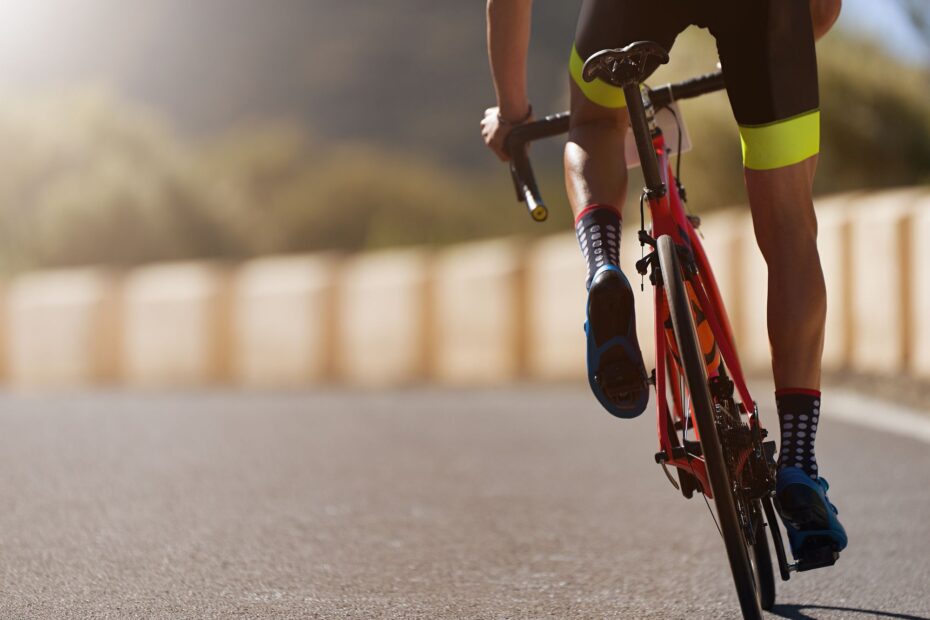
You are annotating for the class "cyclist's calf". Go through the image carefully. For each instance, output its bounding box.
[564,81,631,217]
[744,157,826,390]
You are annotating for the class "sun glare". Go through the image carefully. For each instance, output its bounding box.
[0,1,74,73]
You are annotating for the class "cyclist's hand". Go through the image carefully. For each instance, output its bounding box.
[481,107,511,162]
[480,105,532,163]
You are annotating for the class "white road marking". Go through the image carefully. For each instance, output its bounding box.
[827,389,930,444]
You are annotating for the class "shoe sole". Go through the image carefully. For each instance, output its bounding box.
[777,483,831,531]
[586,268,647,417]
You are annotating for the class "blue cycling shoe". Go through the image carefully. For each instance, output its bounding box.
[775,467,848,564]
[584,265,649,418]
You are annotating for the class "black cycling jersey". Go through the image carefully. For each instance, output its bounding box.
[571,0,820,170]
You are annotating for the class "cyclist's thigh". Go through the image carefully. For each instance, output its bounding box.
[571,0,691,110]
[711,0,820,171]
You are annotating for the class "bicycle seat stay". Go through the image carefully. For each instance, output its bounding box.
[581,41,670,87]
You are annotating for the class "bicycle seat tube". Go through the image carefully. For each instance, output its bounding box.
[622,83,665,197]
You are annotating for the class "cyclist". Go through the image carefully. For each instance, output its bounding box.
[481,0,847,564]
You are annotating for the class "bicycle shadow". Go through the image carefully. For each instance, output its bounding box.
[770,604,930,620]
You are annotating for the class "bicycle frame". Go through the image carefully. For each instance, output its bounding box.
[645,124,760,499]
[505,57,799,612]
[505,75,767,503]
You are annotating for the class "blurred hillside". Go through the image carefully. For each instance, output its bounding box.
[0,1,575,169]
[0,2,927,271]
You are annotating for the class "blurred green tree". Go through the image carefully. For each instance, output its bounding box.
[0,30,925,273]
[0,90,242,272]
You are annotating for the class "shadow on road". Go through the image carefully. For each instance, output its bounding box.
[770,605,930,620]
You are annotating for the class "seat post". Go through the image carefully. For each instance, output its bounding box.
[623,82,665,196]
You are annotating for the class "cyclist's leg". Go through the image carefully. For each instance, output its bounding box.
[745,160,825,392]
[566,0,690,217]
[564,81,629,218]
[712,0,846,557]
[568,81,649,418]
[810,0,842,40]
[566,0,690,418]
[713,0,824,394]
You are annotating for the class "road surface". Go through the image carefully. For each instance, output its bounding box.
[0,386,927,619]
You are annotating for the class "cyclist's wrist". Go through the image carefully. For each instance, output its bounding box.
[498,103,533,126]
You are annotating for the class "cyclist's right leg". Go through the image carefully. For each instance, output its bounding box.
[711,0,846,559]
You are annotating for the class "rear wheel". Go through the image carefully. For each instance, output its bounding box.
[749,500,776,611]
[657,235,764,620]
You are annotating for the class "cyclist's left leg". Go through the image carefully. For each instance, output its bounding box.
[567,80,650,419]
[566,0,690,418]
[711,0,846,559]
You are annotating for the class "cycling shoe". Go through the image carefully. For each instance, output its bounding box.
[775,466,848,562]
[584,265,648,418]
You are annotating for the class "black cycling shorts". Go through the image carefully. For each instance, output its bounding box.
[571,0,820,170]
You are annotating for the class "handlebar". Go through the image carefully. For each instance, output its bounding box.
[648,70,725,109]
[504,112,570,222]
[504,71,725,222]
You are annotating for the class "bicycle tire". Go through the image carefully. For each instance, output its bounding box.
[657,235,763,620]
[751,501,776,610]
[718,397,776,609]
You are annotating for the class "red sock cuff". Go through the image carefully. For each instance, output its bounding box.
[574,203,622,225]
[775,387,822,398]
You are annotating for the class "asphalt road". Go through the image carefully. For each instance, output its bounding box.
[0,386,927,619]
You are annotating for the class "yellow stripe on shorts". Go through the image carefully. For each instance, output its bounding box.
[569,45,627,109]
[739,110,820,170]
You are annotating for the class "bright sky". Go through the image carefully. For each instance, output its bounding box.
[0,0,925,75]
[842,0,929,62]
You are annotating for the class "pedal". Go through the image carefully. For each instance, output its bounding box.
[793,537,840,572]
[794,549,839,572]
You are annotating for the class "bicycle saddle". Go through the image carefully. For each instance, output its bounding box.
[582,41,670,87]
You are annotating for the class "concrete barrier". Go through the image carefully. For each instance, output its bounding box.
[734,215,771,373]
[0,283,6,381]
[433,239,525,384]
[816,193,863,372]
[909,193,930,379]
[6,269,120,387]
[523,227,676,380]
[337,248,431,386]
[617,229,657,372]
[232,254,338,387]
[698,211,747,353]
[122,262,232,386]
[0,187,925,391]
[526,233,587,381]
[848,188,926,375]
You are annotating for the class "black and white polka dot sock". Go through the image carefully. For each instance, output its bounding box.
[575,204,622,290]
[775,388,822,479]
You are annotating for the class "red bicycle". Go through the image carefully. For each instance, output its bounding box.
[505,41,837,619]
